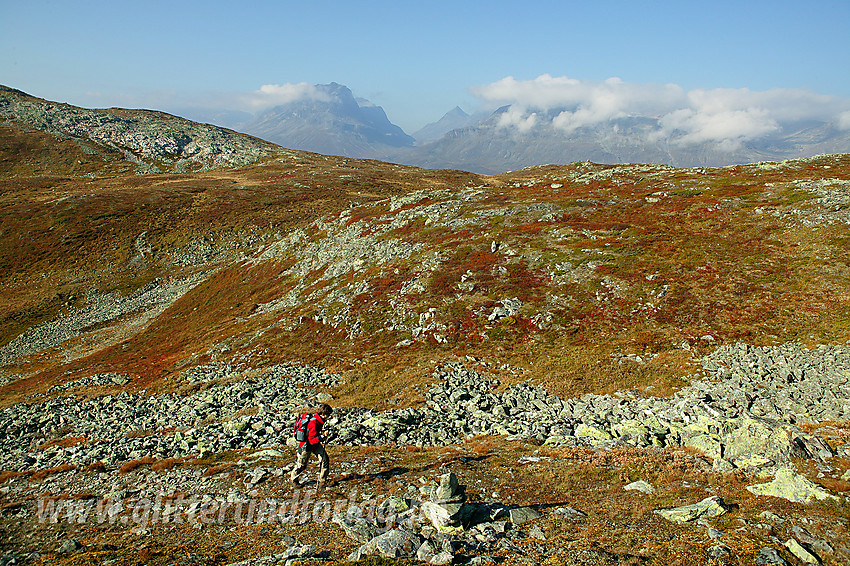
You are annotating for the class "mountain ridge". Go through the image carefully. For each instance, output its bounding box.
[394,107,850,173]
[240,82,415,159]
[411,105,478,144]
[2,88,849,390]
[122,80,850,172]
[0,85,280,175]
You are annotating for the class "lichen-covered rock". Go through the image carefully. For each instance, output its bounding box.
[356,528,422,559]
[682,433,723,460]
[281,544,315,561]
[574,423,613,445]
[433,472,463,503]
[614,420,650,444]
[712,457,735,473]
[430,551,455,565]
[421,501,466,533]
[416,540,437,563]
[332,509,381,543]
[755,547,789,565]
[56,539,85,555]
[679,415,732,454]
[706,545,730,560]
[784,538,820,565]
[223,418,250,433]
[724,417,830,467]
[624,480,655,494]
[655,496,729,523]
[792,526,835,557]
[746,467,839,503]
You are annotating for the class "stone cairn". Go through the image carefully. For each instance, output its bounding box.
[420,472,468,534]
[333,472,544,565]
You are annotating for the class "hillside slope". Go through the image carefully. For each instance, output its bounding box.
[0,86,280,175]
[0,95,482,398]
[2,92,850,401]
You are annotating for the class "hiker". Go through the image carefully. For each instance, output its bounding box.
[290,403,333,488]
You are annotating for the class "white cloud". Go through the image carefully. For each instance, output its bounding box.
[473,74,583,109]
[473,74,685,133]
[471,74,850,146]
[659,107,779,149]
[496,106,538,133]
[239,83,333,110]
[78,82,337,114]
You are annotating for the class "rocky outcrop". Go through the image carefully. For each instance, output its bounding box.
[0,86,280,173]
[0,348,847,564]
[0,363,341,471]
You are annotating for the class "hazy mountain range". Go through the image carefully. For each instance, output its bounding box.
[157,81,850,173]
[398,108,850,173]
[181,82,414,160]
[410,106,485,144]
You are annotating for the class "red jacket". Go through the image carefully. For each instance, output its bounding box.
[298,413,325,448]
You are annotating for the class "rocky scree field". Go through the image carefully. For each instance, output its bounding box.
[1,90,850,565]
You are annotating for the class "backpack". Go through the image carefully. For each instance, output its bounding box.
[293,412,315,443]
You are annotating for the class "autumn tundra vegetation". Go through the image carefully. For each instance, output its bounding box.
[0,86,849,565]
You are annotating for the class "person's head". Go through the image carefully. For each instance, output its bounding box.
[318,403,333,417]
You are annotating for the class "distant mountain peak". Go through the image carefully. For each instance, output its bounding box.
[412,106,480,144]
[241,81,413,159]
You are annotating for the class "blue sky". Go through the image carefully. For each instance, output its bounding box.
[2,0,849,132]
